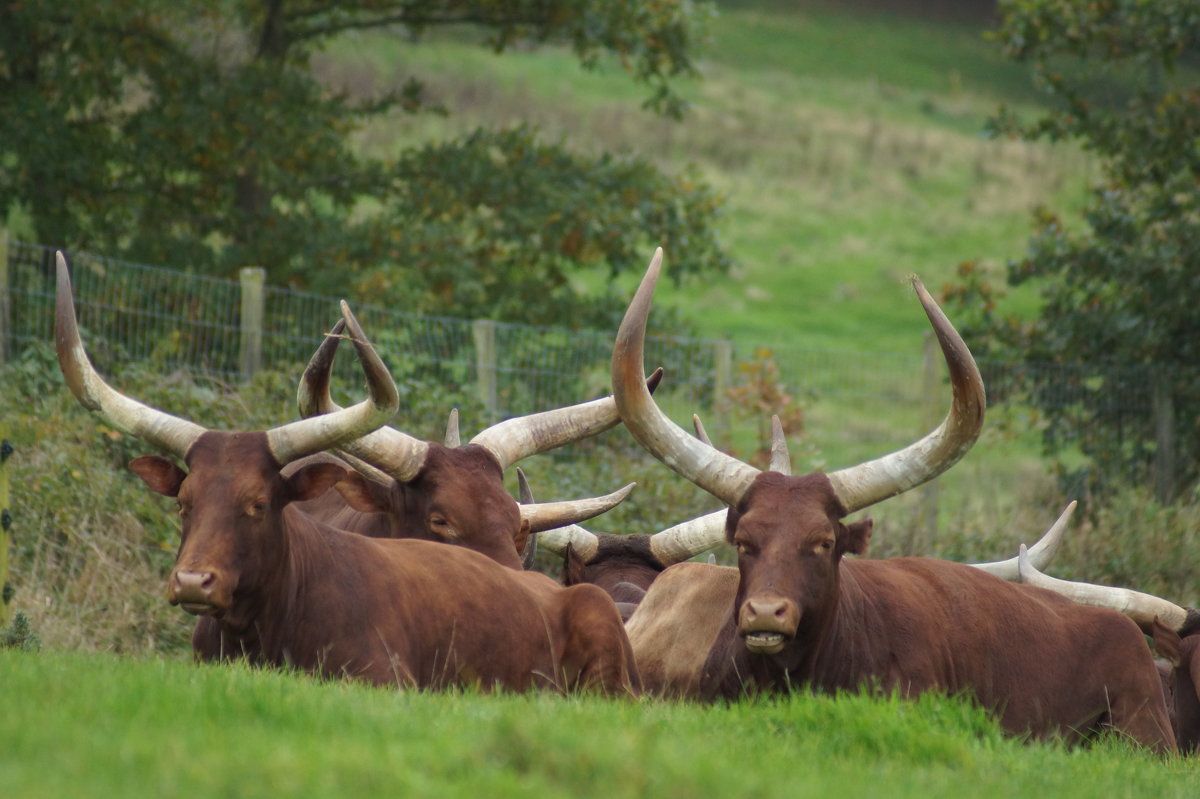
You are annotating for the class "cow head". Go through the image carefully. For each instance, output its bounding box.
[296,321,651,569]
[725,472,873,654]
[131,433,348,628]
[612,248,985,658]
[54,251,398,627]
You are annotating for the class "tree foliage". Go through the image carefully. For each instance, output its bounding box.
[0,0,727,327]
[947,1,1200,498]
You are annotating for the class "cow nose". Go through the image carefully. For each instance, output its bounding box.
[739,596,800,634]
[170,569,218,605]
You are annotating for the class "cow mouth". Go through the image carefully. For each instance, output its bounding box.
[178,602,222,617]
[743,631,787,654]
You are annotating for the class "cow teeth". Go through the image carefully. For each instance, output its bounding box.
[745,632,785,654]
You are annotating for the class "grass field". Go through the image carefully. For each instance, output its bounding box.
[3,650,1198,798]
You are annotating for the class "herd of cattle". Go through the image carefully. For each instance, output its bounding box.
[52,248,1200,754]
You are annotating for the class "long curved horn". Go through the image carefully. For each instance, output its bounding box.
[470,368,663,471]
[297,320,429,480]
[265,301,399,464]
[535,524,601,562]
[520,483,637,534]
[649,508,729,565]
[826,277,985,513]
[1016,544,1200,636]
[56,252,207,459]
[613,249,762,506]
[970,501,1074,580]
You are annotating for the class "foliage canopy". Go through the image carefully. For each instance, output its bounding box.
[949,0,1200,498]
[0,0,729,327]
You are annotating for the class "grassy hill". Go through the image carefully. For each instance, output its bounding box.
[321,0,1086,349]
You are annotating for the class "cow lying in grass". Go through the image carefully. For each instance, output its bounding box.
[610,248,1175,751]
[55,252,638,695]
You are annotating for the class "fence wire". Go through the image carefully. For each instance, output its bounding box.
[0,238,1183,495]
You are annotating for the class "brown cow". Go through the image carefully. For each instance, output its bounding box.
[294,319,658,570]
[611,248,1174,751]
[55,253,639,695]
[624,503,1077,699]
[1015,545,1200,752]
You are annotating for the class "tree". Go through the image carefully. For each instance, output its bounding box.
[946,1,1200,499]
[0,0,728,328]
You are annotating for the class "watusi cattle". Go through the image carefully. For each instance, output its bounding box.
[294,319,658,570]
[1015,545,1200,753]
[611,248,1175,751]
[55,253,639,695]
[624,502,1077,699]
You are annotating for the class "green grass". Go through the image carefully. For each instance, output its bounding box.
[320,0,1089,351]
[2,650,1197,798]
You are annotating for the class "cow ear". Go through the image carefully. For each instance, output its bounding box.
[285,462,348,504]
[129,456,187,497]
[1152,616,1184,668]
[563,542,586,586]
[840,518,873,556]
[334,470,390,513]
[511,518,531,564]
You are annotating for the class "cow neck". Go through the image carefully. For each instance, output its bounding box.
[217,506,340,659]
[802,558,897,691]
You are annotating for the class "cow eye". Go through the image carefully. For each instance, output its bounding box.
[429,514,448,530]
[817,540,833,552]
[247,501,267,517]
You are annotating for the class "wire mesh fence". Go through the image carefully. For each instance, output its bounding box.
[0,236,1187,504]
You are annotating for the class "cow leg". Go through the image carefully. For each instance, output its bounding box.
[557,584,641,697]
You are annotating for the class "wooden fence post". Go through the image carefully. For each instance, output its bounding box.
[713,339,733,447]
[238,267,265,380]
[0,227,10,366]
[0,424,12,628]
[1154,373,1177,503]
[473,319,498,424]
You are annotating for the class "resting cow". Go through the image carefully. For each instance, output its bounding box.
[54,253,638,695]
[1015,545,1200,753]
[611,248,1175,751]
[293,320,658,569]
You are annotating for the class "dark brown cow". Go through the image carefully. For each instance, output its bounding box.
[612,248,1174,751]
[1015,546,1200,752]
[55,253,638,695]
[294,320,658,570]
[624,503,1077,698]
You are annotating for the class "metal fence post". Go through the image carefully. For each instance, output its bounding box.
[0,424,12,628]
[238,267,265,380]
[713,339,733,447]
[0,227,10,366]
[473,319,498,424]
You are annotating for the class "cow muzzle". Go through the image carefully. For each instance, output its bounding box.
[168,569,227,616]
[738,596,800,655]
